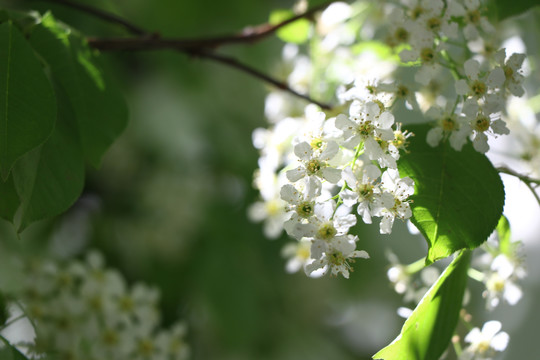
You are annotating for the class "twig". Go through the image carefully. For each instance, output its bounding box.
[187,50,332,110]
[35,0,147,35]
[38,0,335,109]
[497,166,540,206]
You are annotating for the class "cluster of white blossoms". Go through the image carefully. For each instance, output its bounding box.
[2,252,189,360]
[250,0,527,279]
[251,97,415,278]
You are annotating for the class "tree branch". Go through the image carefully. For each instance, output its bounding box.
[37,0,336,109]
[497,166,540,206]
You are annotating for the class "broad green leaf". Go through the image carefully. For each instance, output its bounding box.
[373,250,471,360]
[496,215,512,256]
[0,344,29,360]
[0,291,7,326]
[494,0,539,20]
[0,20,56,179]
[0,173,19,221]
[397,124,504,264]
[269,9,310,44]
[13,84,85,231]
[28,13,127,168]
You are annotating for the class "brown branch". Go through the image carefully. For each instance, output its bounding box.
[36,0,336,109]
[87,1,335,50]
[40,0,335,48]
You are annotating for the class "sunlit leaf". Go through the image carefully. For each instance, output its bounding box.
[373,251,471,360]
[397,124,504,264]
[269,9,310,44]
[496,215,513,256]
[0,20,56,179]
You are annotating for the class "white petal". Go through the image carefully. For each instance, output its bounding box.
[462,99,479,117]
[321,166,342,184]
[491,332,510,351]
[335,114,355,131]
[280,184,302,204]
[427,127,444,147]
[494,48,506,65]
[449,127,470,151]
[311,240,328,259]
[316,201,335,221]
[321,141,339,160]
[341,189,359,207]
[455,79,469,95]
[364,164,381,180]
[473,132,489,153]
[487,67,505,88]
[508,82,525,97]
[352,250,370,259]
[447,1,466,16]
[503,282,522,305]
[335,214,357,232]
[286,167,306,182]
[464,59,480,80]
[378,112,394,129]
[508,53,526,70]
[380,215,395,234]
[464,23,479,40]
[464,328,482,344]
[294,142,312,161]
[482,320,502,338]
[425,106,442,120]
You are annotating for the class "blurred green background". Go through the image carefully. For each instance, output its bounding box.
[1,1,539,359]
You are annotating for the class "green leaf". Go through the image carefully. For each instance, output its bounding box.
[494,0,539,20]
[28,13,128,168]
[397,124,504,264]
[373,250,471,360]
[496,215,512,256]
[269,9,310,44]
[0,344,29,360]
[13,84,85,232]
[0,20,56,179]
[0,173,20,222]
[0,291,7,326]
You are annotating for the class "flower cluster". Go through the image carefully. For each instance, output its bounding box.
[3,252,189,360]
[251,96,415,278]
[250,0,529,280]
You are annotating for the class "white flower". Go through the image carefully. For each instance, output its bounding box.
[377,169,415,234]
[494,48,526,97]
[305,235,369,278]
[461,97,509,153]
[248,169,289,239]
[483,254,525,310]
[281,177,321,235]
[290,201,356,247]
[286,141,342,184]
[425,103,471,151]
[448,0,496,41]
[341,165,390,224]
[281,238,312,273]
[455,59,505,99]
[461,321,509,360]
